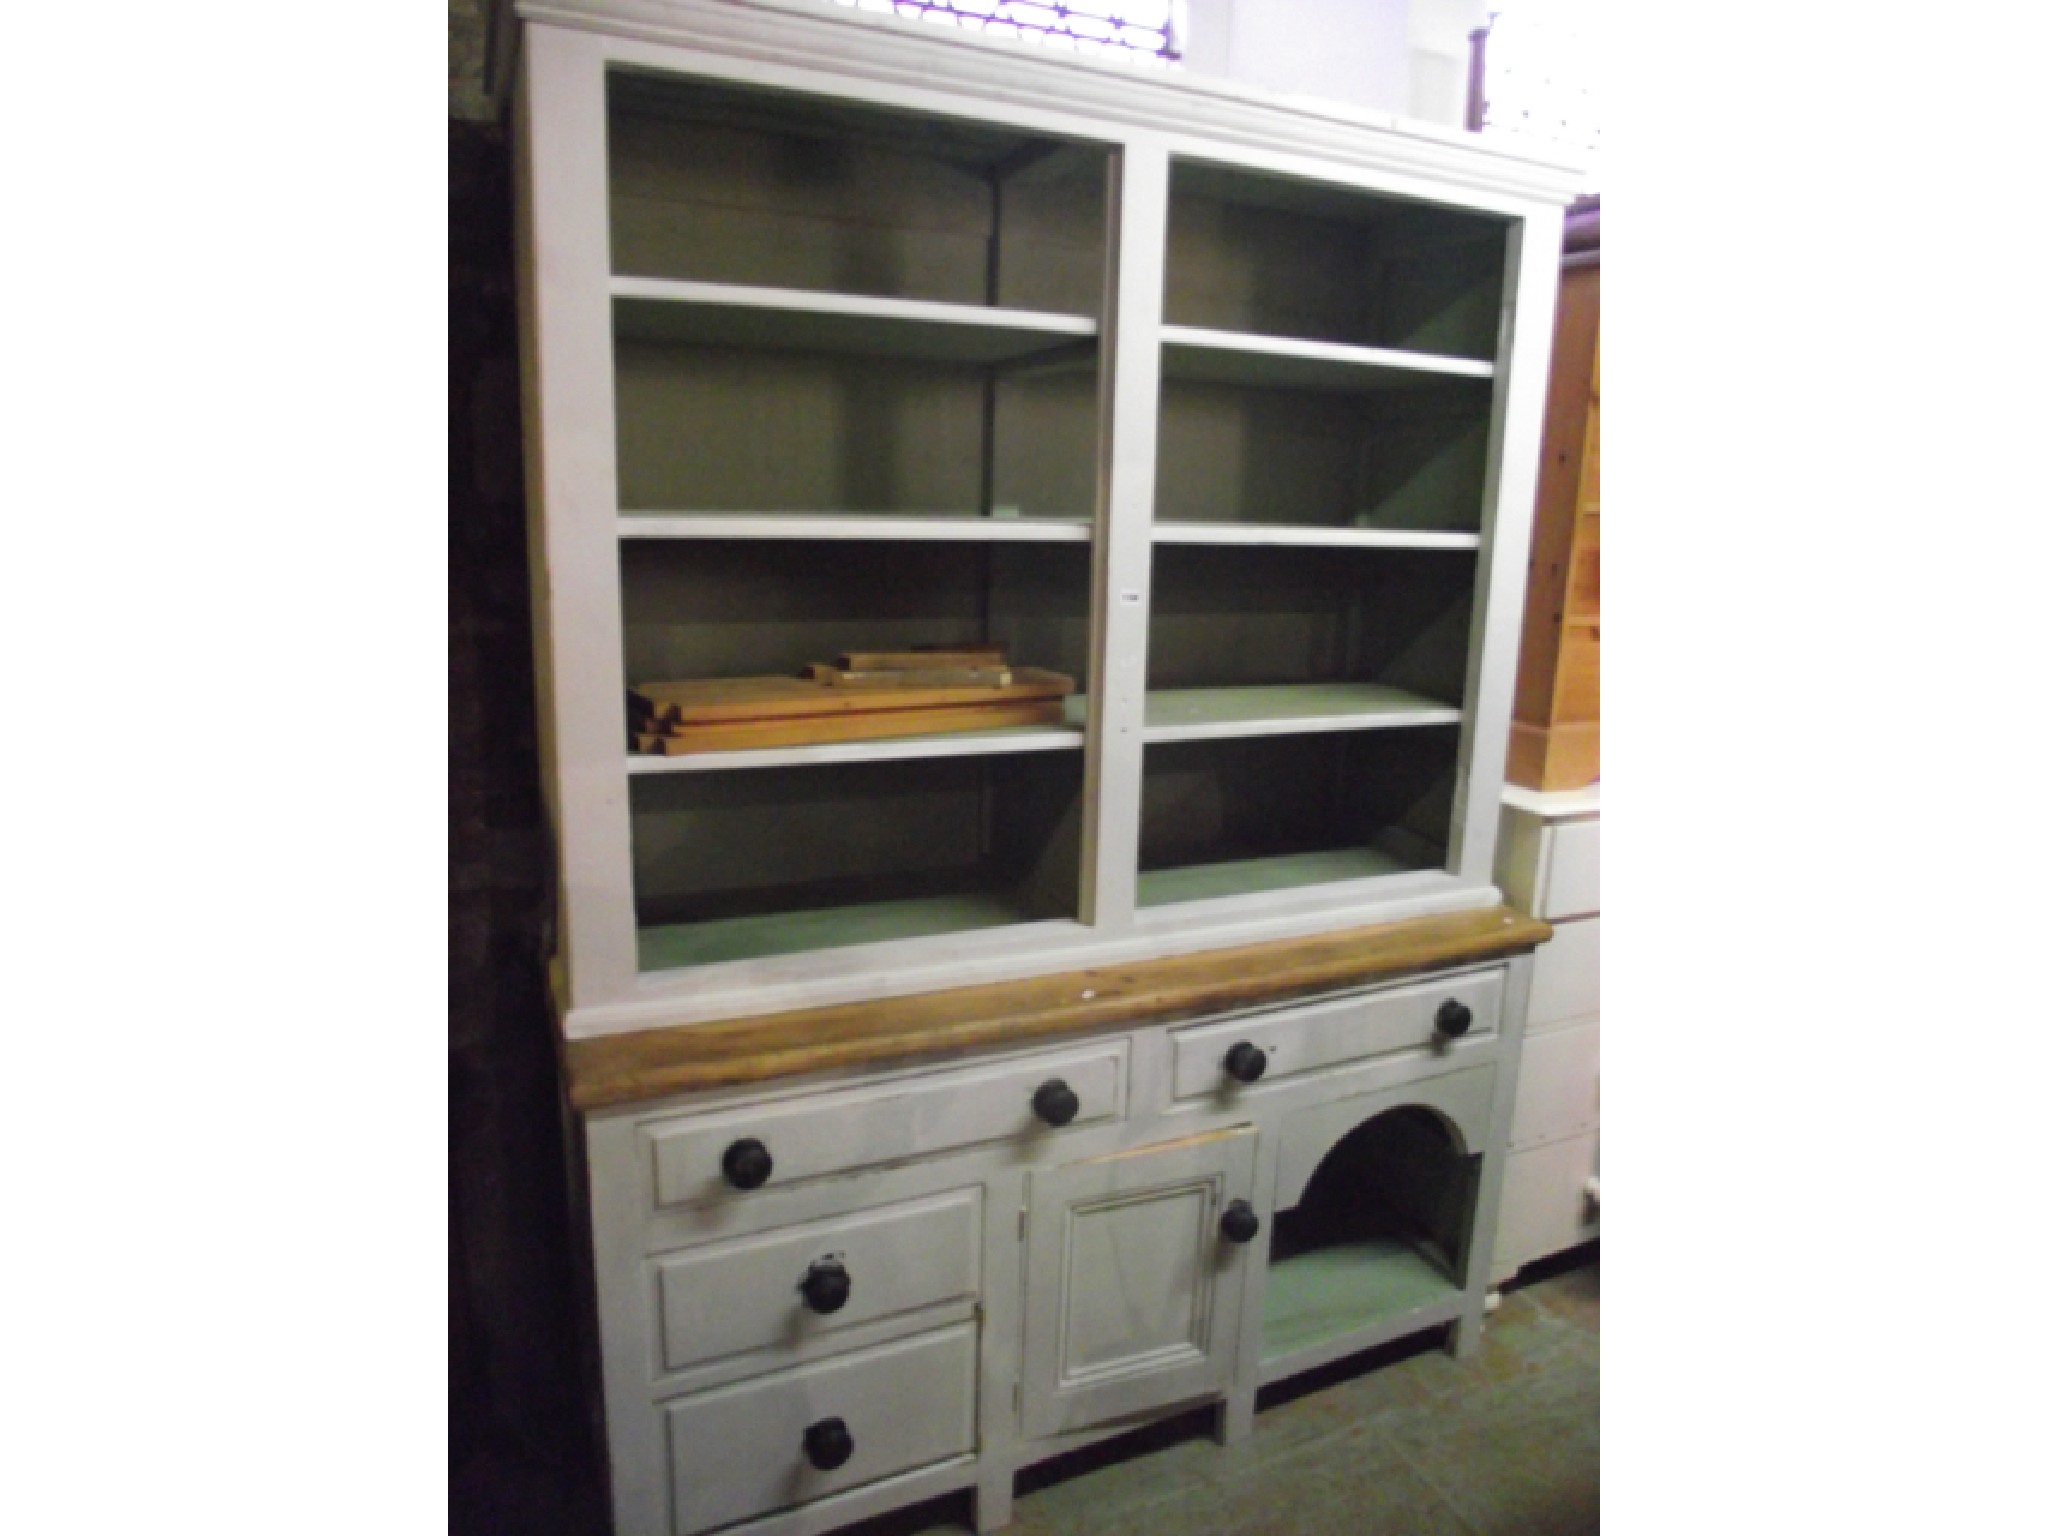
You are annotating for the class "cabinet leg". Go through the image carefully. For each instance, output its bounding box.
[973,1467,1014,1534]
[1216,1385,1257,1447]
[1446,1307,1486,1361]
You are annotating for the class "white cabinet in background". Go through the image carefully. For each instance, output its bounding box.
[1492,785,1601,1282]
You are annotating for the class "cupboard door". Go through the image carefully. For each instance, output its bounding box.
[1020,1125,1258,1440]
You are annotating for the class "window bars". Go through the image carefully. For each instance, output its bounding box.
[830,1,1180,63]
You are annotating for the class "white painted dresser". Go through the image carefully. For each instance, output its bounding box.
[1491,784,1600,1280]
[502,3,1583,1532]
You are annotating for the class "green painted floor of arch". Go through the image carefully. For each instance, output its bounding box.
[846,1249,1599,1536]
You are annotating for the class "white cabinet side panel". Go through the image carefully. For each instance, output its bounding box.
[1526,914,1598,1030]
[1508,1020,1598,1151]
[1449,207,1564,888]
[1542,818,1600,918]
[1491,1131,1599,1282]
[519,23,638,1005]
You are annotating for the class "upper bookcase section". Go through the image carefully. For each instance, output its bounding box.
[605,69,1110,320]
[1164,159,1509,364]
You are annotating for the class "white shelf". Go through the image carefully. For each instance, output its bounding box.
[1160,324,1493,394]
[1143,684,1461,744]
[612,277,1098,365]
[618,513,1094,543]
[1151,522,1479,551]
[629,696,1089,774]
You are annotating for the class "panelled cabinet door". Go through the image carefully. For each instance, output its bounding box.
[1020,1125,1258,1440]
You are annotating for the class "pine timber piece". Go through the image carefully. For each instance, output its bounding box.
[634,697,1066,753]
[837,646,1009,671]
[806,664,1014,688]
[630,666,1072,725]
[1509,231,1599,792]
[562,904,1551,1108]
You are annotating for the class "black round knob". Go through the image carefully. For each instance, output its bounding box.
[721,1137,773,1190]
[802,1416,854,1472]
[1220,1199,1260,1245]
[1032,1078,1080,1127]
[1223,1041,1267,1083]
[1434,999,1474,1039]
[799,1259,851,1315]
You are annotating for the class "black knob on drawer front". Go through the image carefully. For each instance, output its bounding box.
[1220,1199,1260,1245]
[721,1137,773,1190]
[1435,999,1475,1039]
[1223,1041,1267,1083]
[799,1259,852,1315]
[1032,1078,1080,1127]
[802,1416,854,1472]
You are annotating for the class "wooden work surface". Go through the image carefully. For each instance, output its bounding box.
[563,904,1551,1110]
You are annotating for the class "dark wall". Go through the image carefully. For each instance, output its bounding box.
[449,116,608,1535]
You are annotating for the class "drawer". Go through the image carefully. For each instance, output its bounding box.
[1527,915,1598,1030]
[653,1189,980,1375]
[663,1323,977,1536]
[1509,1021,1598,1151]
[1170,970,1502,1101]
[647,1041,1127,1210]
[1541,818,1599,919]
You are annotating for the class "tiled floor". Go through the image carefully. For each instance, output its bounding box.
[849,1249,1600,1536]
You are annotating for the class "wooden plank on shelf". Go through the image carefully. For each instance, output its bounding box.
[636,697,1068,754]
[627,697,1087,774]
[631,666,1074,724]
[562,903,1552,1107]
[836,645,1008,671]
[806,664,1014,688]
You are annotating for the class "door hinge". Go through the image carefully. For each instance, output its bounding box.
[1018,1207,1028,1242]
[1012,1382,1022,1419]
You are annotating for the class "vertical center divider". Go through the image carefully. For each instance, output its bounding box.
[1080,139,1171,928]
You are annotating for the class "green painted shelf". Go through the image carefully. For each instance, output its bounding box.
[1260,1239,1462,1362]
[1136,846,1426,909]
[637,889,1054,972]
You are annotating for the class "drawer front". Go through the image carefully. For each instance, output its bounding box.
[664,1323,977,1536]
[1509,1021,1598,1151]
[1170,970,1503,1101]
[1527,915,1598,1031]
[648,1042,1126,1210]
[654,1190,981,1375]
[1542,818,1599,919]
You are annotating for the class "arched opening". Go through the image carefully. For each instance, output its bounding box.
[1263,1105,1481,1361]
